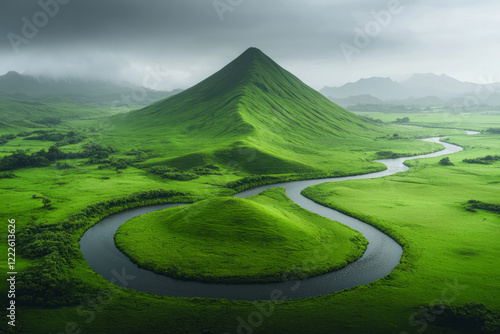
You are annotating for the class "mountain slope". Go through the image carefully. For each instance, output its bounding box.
[111,48,391,174]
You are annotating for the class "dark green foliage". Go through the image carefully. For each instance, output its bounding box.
[0,142,122,171]
[433,302,500,334]
[56,162,74,170]
[93,157,133,170]
[0,145,71,170]
[439,157,454,166]
[149,166,199,181]
[362,116,383,123]
[0,171,16,178]
[17,251,82,306]
[487,128,500,134]
[33,117,62,125]
[0,133,16,144]
[0,149,48,171]
[113,159,129,170]
[466,200,500,214]
[192,164,222,175]
[16,131,32,137]
[24,131,65,142]
[395,117,410,123]
[226,175,281,190]
[463,155,500,165]
[18,227,73,260]
[125,149,151,162]
[386,133,409,140]
[55,130,86,146]
[80,142,118,159]
[42,198,52,208]
[376,151,407,158]
[22,130,86,146]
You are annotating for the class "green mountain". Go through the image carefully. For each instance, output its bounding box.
[112,47,386,174]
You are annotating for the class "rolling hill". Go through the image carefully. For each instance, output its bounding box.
[115,188,367,283]
[111,47,393,174]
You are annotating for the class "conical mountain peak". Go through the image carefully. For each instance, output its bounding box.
[116,48,378,174]
[208,47,281,86]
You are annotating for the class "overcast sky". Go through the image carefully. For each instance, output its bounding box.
[1,0,499,90]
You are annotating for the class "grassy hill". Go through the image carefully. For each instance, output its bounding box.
[110,48,442,175]
[115,187,368,283]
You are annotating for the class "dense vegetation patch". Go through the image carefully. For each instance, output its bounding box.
[0,133,16,144]
[486,128,500,134]
[432,302,500,334]
[465,200,500,214]
[0,142,117,171]
[0,171,16,178]
[376,150,408,158]
[463,155,500,165]
[439,157,454,166]
[149,166,200,181]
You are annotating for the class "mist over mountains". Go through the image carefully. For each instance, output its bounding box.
[321,73,500,107]
[3,67,500,117]
[0,71,180,107]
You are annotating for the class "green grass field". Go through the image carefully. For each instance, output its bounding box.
[115,188,367,283]
[2,48,499,334]
[3,123,492,334]
[353,109,500,131]
[302,132,500,333]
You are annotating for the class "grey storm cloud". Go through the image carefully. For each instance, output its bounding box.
[1,0,500,89]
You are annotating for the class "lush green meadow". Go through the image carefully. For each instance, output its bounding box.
[354,109,500,131]
[0,113,467,333]
[302,132,500,333]
[2,48,499,333]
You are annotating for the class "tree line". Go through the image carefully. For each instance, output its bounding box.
[0,142,117,171]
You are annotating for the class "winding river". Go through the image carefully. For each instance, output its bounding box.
[80,137,463,300]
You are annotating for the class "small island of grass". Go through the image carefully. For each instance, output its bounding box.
[115,187,368,283]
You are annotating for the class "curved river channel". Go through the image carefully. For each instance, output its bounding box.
[80,137,463,300]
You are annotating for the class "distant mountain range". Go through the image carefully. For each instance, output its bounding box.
[0,71,181,107]
[321,73,500,107]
